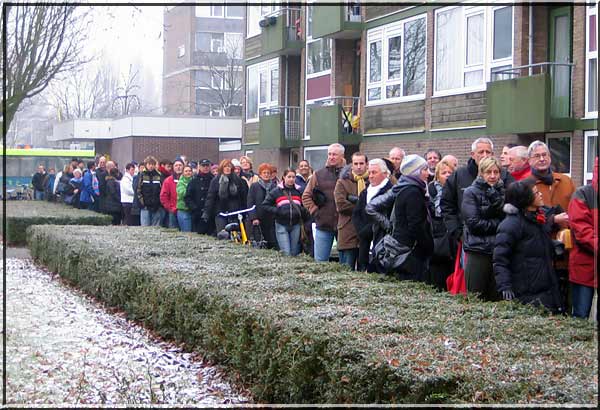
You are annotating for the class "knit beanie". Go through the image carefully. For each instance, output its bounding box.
[400,154,427,177]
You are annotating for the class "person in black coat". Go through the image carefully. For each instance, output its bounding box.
[103,168,123,225]
[441,138,514,242]
[366,155,433,281]
[493,179,564,313]
[184,159,214,235]
[352,158,393,272]
[247,163,278,249]
[202,159,249,234]
[461,157,505,300]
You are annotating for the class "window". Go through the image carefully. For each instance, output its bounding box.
[225,3,243,18]
[195,70,211,87]
[307,39,332,75]
[584,130,598,183]
[247,4,280,38]
[304,146,329,170]
[224,33,243,58]
[434,6,513,95]
[366,15,426,104]
[211,71,224,89]
[546,134,571,175]
[586,5,598,117]
[211,5,223,17]
[177,44,185,58]
[195,32,224,52]
[246,58,279,122]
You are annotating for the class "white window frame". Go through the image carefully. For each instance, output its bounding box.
[177,44,185,58]
[211,35,224,53]
[246,58,279,123]
[225,2,243,19]
[211,71,224,89]
[211,4,223,17]
[546,133,572,177]
[306,2,332,79]
[304,96,331,140]
[303,145,329,170]
[433,5,514,98]
[224,32,243,58]
[585,5,598,118]
[366,13,427,107]
[246,4,280,38]
[584,130,598,183]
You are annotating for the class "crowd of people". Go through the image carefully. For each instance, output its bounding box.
[32,138,598,319]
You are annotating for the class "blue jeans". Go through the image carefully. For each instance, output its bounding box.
[314,228,336,262]
[571,283,595,319]
[140,209,163,226]
[177,210,193,232]
[168,212,179,229]
[275,222,301,256]
[339,248,358,270]
[34,190,45,200]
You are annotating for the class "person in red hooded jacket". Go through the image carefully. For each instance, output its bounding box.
[568,157,598,319]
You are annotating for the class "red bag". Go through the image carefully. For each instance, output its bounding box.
[446,241,467,295]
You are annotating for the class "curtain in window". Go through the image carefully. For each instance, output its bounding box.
[435,8,462,91]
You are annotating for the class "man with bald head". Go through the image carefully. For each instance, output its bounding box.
[507,145,531,181]
[441,155,458,169]
[388,147,405,180]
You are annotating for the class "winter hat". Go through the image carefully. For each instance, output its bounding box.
[73,168,82,176]
[400,154,427,177]
[231,158,241,168]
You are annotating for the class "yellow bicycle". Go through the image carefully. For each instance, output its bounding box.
[218,205,255,245]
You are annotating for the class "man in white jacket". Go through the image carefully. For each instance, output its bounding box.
[120,163,136,225]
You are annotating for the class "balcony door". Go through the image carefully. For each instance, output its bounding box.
[549,6,572,118]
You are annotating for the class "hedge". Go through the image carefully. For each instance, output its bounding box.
[27,225,598,404]
[1,201,111,245]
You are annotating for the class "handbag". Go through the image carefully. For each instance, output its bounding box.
[373,234,417,274]
[431,217,452,260]
[446,241,466,295]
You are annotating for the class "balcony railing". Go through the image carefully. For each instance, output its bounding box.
[491,62,574,118]
[345,4,361,22]
[263,7,302,42]
[261,105,301,141]
[310,96,360,134]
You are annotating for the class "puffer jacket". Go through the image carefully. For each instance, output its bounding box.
[262,183,309,227]
[103,176,122,213]
[353,179,393,248]
[441,158,514,239]
[120,172,135,204]
[176,175,191,211]
[493,203,563,312]
[461,177,505,255]
[137,169,163,211]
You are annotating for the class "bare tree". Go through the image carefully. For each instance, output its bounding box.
[194,34,244,116]
[112,64,142,116]
[3,5,91,129]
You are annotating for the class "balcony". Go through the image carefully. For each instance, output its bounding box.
[312,4,362,39]
[487,62,576,134]
[260,8,303,56]
[308,97,362,145]
[259,106,301,148]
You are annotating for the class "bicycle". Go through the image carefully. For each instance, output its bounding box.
[218,205,267,248]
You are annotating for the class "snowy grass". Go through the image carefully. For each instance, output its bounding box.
[27,225,598,404]
[1,201,111,245]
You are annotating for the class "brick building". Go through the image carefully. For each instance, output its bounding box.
[163,4,244,117]
[242,3,597,185]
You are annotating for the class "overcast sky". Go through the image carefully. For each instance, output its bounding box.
[86,5,165,111]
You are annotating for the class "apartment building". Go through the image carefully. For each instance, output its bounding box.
[242,3,597,185]
[163,4,244,117]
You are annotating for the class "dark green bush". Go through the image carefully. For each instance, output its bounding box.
[27,225,598,404]
[1,201,111,245]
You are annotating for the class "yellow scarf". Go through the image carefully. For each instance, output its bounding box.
[353,171,369,195]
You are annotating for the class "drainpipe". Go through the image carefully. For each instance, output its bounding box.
[529,5,533,76]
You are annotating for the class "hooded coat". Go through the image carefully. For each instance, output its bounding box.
[493,203,563,312]
[568,157,598,288]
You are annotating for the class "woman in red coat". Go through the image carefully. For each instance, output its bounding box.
[568,157,598,319]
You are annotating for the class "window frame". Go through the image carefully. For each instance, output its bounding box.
[584,130,598,183]
[303,145,329,170]
[304,96,331,140]
[225,3,243,19]
[545,133,572,177]
[177,44,185,58]
[306,2,332,79]
[246,58,280,123]
[211,4,223,17]
[585,5,598,118]
[433,5,514,98]
[366,13,427,107]
[246,3,280,38]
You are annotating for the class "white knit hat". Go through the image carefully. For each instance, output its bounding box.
[400,154,427,177]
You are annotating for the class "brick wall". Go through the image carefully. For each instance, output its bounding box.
[132,137,219,166]
[163,71,194,114]
[572,5,586,119]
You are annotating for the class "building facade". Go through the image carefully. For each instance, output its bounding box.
[163,4,244,117]
[242,3,597,185]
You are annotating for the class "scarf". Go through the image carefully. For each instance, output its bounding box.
[403,174,426,191]
[366,177,389,204]
[219,174,230,198]
[511,163,531,181]
[432,180,443,217]
[352,170,369,195]
[531,167,554,185]
[258,177,274,192]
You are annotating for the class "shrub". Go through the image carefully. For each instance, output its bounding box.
[1,201,111,245]
[27,225,598,404]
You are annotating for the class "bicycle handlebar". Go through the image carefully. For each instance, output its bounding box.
[218,205,256,218]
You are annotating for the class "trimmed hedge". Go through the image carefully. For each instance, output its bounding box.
[27,225,598,404]
[1,201,111,245]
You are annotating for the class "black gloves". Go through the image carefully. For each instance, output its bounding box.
[201,212,209,223]
[502,289,515,301]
